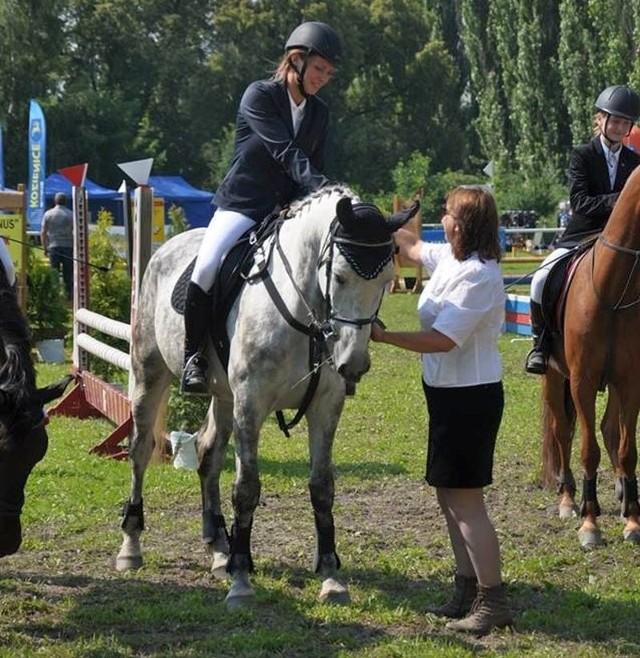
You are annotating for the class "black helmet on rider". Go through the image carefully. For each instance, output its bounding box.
[285,21,343,68]
[595,85,640,122]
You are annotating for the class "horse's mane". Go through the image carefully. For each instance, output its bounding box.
[285,184,360,219]
[0,269,36,399]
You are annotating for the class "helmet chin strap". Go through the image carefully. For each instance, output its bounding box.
[294,52,311,99]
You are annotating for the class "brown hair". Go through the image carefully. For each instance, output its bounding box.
[272,49,305,83]
[445,185,502,263]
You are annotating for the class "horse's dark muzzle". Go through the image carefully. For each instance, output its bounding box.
[0,515,22,556]
[338,361,370,384]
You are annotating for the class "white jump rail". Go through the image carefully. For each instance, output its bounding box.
[47,183,153,459]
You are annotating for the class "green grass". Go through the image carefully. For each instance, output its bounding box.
[1,293,638,657]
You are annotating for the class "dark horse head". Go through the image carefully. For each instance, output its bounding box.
[0,269,72,556]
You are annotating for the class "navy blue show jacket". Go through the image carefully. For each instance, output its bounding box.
[213,79,330,222]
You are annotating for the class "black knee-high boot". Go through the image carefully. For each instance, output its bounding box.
[525,300,548,375]
[181,282,211,395]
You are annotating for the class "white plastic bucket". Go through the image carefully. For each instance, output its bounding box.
[169,431,198,470]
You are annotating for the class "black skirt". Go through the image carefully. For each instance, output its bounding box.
[422,379,504,488]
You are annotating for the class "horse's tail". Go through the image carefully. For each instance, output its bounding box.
[541,370,576,490]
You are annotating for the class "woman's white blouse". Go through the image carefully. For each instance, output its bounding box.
[417,242,505,387]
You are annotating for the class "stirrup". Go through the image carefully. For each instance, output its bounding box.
[181,353,210,396]
[525,348,547,375]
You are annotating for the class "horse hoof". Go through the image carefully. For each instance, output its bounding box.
[578,528,603,550]
[115,554,143,571]
[623,528,640,544]
[225,590,256,611]
[319,578,351,605]
[558,503,578,519]
[211,552,229,579]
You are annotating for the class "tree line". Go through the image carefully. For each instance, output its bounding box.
[1,0,639,222]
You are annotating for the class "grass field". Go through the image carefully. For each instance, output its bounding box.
[1,292,637,658]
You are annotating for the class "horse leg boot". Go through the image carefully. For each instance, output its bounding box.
[446,584,513,635]
[525,301,548,374]
[181,282,211,396]
[429,574,477,618]
[620,476,640,543]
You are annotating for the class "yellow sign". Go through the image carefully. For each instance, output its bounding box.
[153,197,165,244]
[0,213,25,273]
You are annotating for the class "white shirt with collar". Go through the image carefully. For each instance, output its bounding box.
[417,242,505,387]
[600,135,621,188]
[288,92,307,136]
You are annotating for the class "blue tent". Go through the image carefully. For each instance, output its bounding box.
[149,175,216,228]
[44,173,123,228]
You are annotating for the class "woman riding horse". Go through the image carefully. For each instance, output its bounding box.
[182,22,343,395]
[527,84,640,373]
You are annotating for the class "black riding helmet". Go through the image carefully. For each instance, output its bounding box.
[595,85,640,141]
[285,22,343,97]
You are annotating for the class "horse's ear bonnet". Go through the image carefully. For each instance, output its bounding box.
[334,197,420,279]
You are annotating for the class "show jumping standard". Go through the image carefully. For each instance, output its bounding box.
[116,185,417,608]
[0,269,71,557]
[541,166,640,549]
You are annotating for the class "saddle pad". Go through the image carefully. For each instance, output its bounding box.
[171,259,196,315]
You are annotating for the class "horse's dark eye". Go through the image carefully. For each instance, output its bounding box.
[334,274,346,286]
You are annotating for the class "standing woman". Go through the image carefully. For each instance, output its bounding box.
[182,21,342,394]
[371,186,513,635]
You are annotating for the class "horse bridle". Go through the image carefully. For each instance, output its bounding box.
[592,235,640,310]
[260,218,392,435]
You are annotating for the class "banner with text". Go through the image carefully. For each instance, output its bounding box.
[27,99,46,229]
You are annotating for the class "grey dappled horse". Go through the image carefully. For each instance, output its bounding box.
[116,185,417,608]
[0,268,72,556]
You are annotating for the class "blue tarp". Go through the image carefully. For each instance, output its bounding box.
[149,175,216,229]
[43,173,123,229]
[43,173,215,230]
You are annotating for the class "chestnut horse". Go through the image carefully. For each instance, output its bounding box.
[541,165,640,548]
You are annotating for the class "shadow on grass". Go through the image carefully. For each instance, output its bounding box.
[1,559,638,656]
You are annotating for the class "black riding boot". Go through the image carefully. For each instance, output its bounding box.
[181,282,211,396]
[525,300,548,375]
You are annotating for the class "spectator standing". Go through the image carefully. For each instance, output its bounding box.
[41,192,74,300]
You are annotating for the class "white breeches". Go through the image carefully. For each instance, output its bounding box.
[191,209,256,291]
[0,240,15,287]
[529,247,570,304]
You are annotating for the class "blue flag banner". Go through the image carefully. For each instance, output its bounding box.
[27,100,46,229]
[0,125,4,189]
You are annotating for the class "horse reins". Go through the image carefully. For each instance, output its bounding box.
[261,218,389,436]
[591,235,640,310]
